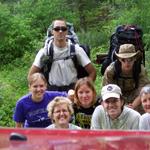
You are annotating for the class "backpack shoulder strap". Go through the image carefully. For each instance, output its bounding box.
[47,41,54,58]
[46,42,54,74]
[41,42,54,82]
[70,44,78,69]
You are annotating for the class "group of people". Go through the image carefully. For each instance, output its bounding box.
[13,18,150,130]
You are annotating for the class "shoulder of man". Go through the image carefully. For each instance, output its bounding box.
[74,44,89,56]
[104,62,115,77]
[124,106,141,117]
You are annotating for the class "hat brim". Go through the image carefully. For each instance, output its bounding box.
[102,93,120,101]
[115,51,139,59]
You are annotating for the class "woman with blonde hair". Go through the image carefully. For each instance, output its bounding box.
[13,73,67,128]
[47,96,81,129]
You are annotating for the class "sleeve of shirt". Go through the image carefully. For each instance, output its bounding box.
[131,112,141,130]
[33,48,46,68]
[13,100,25,123]
[102,62,116,86]
[90,106,102,129]
[75,45,91,67]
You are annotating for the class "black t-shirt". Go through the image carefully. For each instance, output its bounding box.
[73,101,99,129]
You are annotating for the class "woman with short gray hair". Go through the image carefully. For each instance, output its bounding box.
[139,85,150,130]
[47,96,81,129]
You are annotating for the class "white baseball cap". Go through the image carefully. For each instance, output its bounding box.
[101,84,122,101]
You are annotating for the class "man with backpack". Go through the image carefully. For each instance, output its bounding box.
[28,18,96,92]
[100,25,145,75]
[102,44,150,112]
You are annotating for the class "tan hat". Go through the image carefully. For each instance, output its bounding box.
[115,44,139,59]
[101,84,122,101]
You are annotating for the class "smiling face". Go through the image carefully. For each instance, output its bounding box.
[52,103,71,128]
[141,93,150,113]
[77,84,94,108]
[102,98,124,120]
[29,78,47,102]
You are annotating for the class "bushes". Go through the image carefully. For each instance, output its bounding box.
[0,0,150,127]
[0,50,34,127]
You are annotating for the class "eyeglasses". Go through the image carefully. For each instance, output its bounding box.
[120,58,135,63]
[53,109,69,114]
[53,26,67,32]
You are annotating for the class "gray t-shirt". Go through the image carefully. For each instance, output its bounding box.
[139,113,150,130]
[33,43,90,86]
[91,105,141,130]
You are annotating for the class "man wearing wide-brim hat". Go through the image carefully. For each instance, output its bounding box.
[115,44,140,59]
[102,44,150,113]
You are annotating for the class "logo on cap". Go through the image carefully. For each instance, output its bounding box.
[107,86,113,91]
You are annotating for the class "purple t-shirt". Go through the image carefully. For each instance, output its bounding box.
[13,91,67,128]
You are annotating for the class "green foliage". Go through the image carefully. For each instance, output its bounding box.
[0,0,78,66]
[78,29,109,48]
[0,51,34,127]
[1,0,150,127]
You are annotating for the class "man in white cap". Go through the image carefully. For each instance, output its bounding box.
[91,84,141,130]
[102,44,150,112]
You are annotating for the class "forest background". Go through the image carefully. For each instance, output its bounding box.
[0,0,150,127]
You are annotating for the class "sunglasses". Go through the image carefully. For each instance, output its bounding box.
[120,58,135,63]
[53,26,67,32]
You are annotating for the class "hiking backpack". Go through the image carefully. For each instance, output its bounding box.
[41,42,90,82]
[101,25,145,75]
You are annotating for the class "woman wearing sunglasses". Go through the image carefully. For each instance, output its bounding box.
[102,44,150,112]
[28,18,96,92]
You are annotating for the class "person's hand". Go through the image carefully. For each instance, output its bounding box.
[127,103,134,109]
[68,89,75,103]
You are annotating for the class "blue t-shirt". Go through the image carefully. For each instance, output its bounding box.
[13,91,67,128]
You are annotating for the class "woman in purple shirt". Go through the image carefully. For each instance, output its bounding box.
[13,73,67,128]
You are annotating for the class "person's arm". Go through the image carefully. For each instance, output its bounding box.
[102,62,116,86]
[75,45,96,81]
[131,95,141,109]
[28,65,41,80]
[13,99,25,128]
[131,65,150,109]
[15,122,24,128]
[84,63,96,82]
